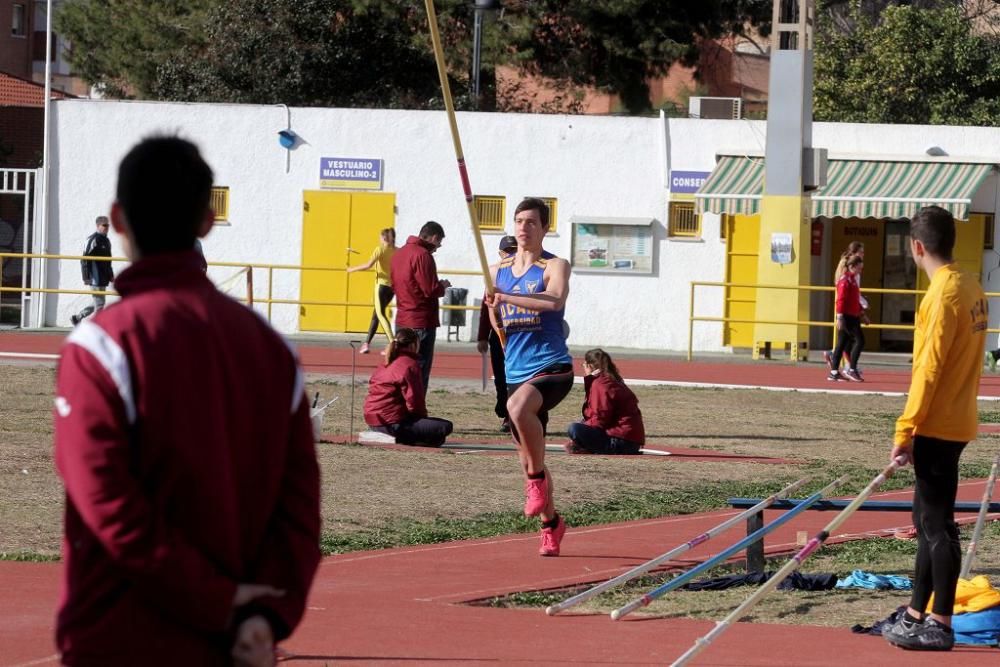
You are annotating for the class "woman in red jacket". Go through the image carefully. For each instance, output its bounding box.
[827,255,866,382]
[363,327,453,446]
[566,348,645,454]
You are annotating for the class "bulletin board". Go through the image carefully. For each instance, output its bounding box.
[570,216,654,274]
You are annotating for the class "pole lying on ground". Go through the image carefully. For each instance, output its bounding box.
[545,477,810,616]
[960,452,1000,579]
[423,0,505,348]
[610,475,848,621]
[670,459,905,667]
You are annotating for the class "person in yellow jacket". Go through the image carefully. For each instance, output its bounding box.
[348,228,397,354]
[882,206,988,652]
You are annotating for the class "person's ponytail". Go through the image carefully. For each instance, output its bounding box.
[387,327,419,364]
[584,348,623,383]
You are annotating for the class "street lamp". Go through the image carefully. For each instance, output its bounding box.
[470,0,501,108]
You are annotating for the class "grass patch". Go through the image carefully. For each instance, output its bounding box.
[0,550,60,562]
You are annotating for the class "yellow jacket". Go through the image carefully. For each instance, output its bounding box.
[895,264,987,447]
[927,575,1000,614]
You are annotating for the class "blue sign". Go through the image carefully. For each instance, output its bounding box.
[320,157,384,190]
[670,170,710,194]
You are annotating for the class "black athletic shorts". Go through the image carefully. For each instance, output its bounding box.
[507,363,574,410]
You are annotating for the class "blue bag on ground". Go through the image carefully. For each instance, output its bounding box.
[951,607,1000,646]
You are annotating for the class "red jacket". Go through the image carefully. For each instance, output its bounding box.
[390,235,446,328]
[53,251,320,666]
[582,372,645,444]
[364,349,428,425]
[836,273,863,317]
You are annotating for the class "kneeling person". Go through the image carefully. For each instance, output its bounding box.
[364,327,453,447]
[567,348,645,455]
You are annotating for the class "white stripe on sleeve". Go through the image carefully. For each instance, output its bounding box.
[66,320,137,425]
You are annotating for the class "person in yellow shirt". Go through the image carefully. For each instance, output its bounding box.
[882,206,988,652]
[348,228,397,354]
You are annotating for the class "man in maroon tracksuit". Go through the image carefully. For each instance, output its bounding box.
[53,137,321,667]
[390,220,450,395]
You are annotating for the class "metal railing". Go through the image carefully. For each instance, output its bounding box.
[687,280,1000,361]
[0,252,484,325]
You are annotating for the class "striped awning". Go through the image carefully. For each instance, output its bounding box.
[695,156,993,220]
[694,155,763,215]
[813,160,993,220]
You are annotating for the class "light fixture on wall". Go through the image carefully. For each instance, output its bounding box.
[925,145,947,157]
[278,129,299,149]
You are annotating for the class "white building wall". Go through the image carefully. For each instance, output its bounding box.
[44,100,1000,352]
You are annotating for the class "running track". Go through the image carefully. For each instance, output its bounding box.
[2,331,999,664]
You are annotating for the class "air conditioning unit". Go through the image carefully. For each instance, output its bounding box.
[688,96,743,120]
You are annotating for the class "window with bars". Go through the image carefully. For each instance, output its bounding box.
[527,196,558,233]
[210,186,230,223]
[668,201,701,238]
[474,195,506,231]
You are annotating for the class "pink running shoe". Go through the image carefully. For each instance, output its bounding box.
[539,517,567,557]
[359,343,370,354]
[524,476,549,517]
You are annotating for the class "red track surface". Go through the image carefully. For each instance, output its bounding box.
[2,331,1000,665]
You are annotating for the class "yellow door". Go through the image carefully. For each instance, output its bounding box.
[300,191,350,331]
[724,214,760,347]
[346,192,396,332]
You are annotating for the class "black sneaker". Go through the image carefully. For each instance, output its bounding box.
[499,418,511,433]
[70,315,80,326]
[880,613,921,642]
[884,617,954,651]
[827,371,841,381]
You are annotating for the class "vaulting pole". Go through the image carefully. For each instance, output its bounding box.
[959,452,1000,579]
[671,459,904,666]
[611,475,848,621]
[545,477,810,616]
[423,0,504,346]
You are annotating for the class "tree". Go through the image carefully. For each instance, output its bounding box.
[814,4,1000,124]
[56,0,212,98]
[495,1,773,114]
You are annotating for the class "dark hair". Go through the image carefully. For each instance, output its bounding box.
[584,348,623,383]
[386,327,419,364]
[841,241,864,259]
[514,197,550,229]
[910,205,955,260]
[95,216,109,226]
[419,221,445,240]
[381,227,396,243]
[115,136,213,255]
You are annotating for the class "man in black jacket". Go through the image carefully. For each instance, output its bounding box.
[71,216,114,325]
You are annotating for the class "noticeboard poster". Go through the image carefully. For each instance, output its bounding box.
[571,218,654,274]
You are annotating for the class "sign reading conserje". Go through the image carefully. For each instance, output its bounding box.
[669,170,711,194]
[320,157,384,190]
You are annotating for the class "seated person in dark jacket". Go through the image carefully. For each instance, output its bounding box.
[566,348,645,455]
[363,327,453,447]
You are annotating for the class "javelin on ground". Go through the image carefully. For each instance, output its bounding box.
[670,458,905,667]
[545,476,809,616]
[422,0,505,347]
[611,475,848,621]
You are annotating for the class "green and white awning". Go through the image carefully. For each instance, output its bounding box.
[813,160,992,220]
[694,155,764,215]
[695,156,993,220]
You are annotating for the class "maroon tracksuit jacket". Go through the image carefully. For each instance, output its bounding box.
[390,235,446,329]
[363,349,427,425]
[53,251,321,666]
[582,372,646,444]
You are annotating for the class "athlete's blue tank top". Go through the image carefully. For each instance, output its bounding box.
[496,251,572,384]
